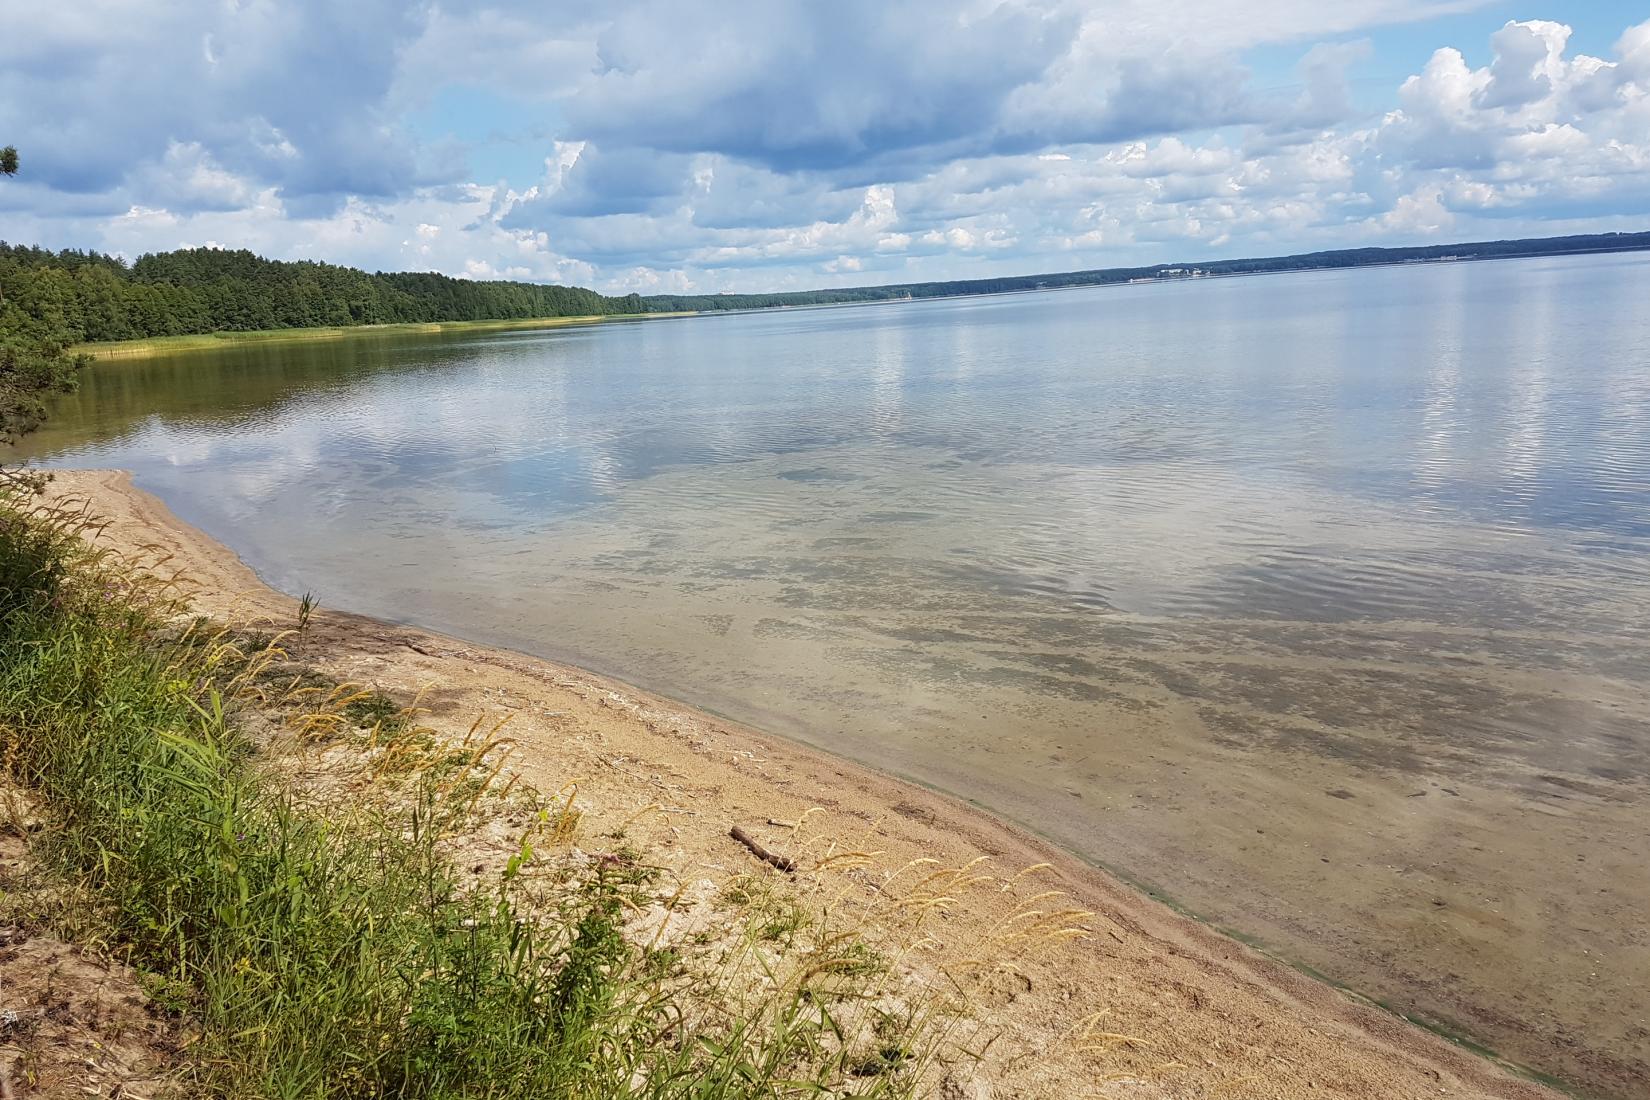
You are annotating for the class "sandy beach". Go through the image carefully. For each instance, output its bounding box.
[43,467,1571,1100]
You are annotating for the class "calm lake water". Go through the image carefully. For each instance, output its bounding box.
[11,253,1650,1092]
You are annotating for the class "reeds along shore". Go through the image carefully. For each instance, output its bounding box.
[0,477,1088,1098]
[74,312,693,362]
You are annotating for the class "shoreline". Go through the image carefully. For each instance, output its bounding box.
[42,467,1569,1100]
[73,311,695,361]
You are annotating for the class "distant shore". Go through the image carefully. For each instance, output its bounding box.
[43,467,1565,1100]
[68,237,1650,363]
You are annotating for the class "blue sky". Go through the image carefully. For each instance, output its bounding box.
[2,1,1647,293]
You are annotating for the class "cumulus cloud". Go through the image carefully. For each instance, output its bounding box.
[1374,16,1650,218]
[0,0,440,206]
[4,2,1649,293]
[562,0,1081,173]
[1477,20,1570,109]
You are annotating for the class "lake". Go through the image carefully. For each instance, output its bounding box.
[10,253,1650,1092]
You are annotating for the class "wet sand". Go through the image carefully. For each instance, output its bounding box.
[43,468,1575,1100]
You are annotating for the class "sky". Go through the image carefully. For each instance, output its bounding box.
[1,1,1647,294]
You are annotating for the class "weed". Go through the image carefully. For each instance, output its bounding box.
[545,785,583,844]
[341,688,406,732]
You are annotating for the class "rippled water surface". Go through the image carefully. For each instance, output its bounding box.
[11,254,1650,1093]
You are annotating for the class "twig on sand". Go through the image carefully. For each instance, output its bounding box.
[730,824,796,873]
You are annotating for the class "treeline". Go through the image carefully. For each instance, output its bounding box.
[1178,231,1650,278]
[0,244,643,345]
[4,230,1648,352]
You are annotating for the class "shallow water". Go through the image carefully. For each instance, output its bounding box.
[11,254,1650,1093]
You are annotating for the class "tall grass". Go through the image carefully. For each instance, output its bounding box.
[0,485,977,1098]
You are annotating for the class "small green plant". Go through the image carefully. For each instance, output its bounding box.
[342,688,404,732]
[296,590,316,633]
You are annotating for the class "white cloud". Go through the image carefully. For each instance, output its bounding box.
[1370,17,1650,219]
[0,0,437,203]
[4,4,1649,293]
[1477,20,1571,109]
[1381,186,1454,233]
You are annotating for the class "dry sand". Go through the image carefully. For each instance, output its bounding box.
[0,784,184,1097]
[43,468,1571,1100]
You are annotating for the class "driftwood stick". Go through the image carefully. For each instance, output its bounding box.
[730,825,796,873]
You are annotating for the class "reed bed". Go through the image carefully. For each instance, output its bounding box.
[73,313,687,362]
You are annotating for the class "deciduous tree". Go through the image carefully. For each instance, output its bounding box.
[1,147,85,449]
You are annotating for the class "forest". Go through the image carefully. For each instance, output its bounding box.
[0,243,641,346]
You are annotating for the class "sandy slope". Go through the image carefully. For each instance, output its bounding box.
[44,468,1565,1100]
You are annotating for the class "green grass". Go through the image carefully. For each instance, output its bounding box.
[74,312,696,362]
[0,484,949,1098]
